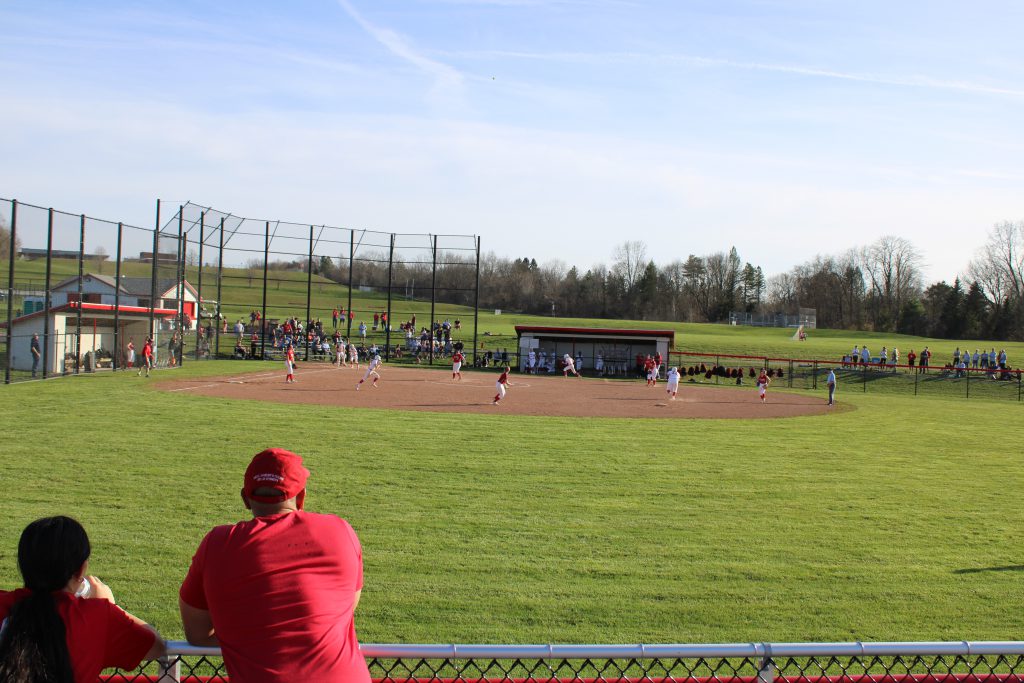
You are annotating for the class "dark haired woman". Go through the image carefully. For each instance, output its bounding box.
[0,516,165,683]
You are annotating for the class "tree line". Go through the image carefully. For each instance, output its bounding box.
[8,215,1024,341]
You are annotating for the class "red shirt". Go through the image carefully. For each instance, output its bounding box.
[453,352,464,363]
[0,589,154,683]
[142,342,152,358]
[286,347,295,363]
[498,370,509,384]
[180,511,369,683]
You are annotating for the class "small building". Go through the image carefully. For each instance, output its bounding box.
[23,274,199,324]
[3,301,176,375]
[514,325,675,375]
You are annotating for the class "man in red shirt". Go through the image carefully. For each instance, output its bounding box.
[179,449,370,683]
[137,337,153,377]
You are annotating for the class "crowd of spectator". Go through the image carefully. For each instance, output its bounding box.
[839,344,1013,379]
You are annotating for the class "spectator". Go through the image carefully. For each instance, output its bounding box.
[907,349,916,371]
[0,516,164,682]
[30,333,40,378]
[180,449,371,683]
[233,340,247,360]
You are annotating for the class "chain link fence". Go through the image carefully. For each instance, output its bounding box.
[99,641,1024,682]
[1,198,481,383]
[669,352,1023,402]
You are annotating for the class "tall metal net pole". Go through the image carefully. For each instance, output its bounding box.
[113,223,123,371]
[260,221,269,360]
[176,207,185,367]
[472,236,480,367]
[42,207,52,379]
[429,235,437,365]
[150,199,160,344]
[385,234,394,361]
[74,214,85,374]
[215,217,224,359]
[304,225,313,362]
[4,201,16,384]
[346,229,354,340]
[196,211,205,361]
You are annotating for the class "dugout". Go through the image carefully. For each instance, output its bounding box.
[514,326,675,376]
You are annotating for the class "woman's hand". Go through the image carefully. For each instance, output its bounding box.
[86,575,116,604]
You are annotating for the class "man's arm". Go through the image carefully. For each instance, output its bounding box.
[179,597,219,647]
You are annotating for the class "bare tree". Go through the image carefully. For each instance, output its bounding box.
[968,220,1024,304]
[860,236,922,329]
[0,217,21,262]
[612,241,647,291]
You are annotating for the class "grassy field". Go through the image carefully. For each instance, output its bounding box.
[1,353,1023,645]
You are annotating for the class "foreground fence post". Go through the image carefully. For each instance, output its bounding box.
[757,657,775,683]
[215,217,224,359]
[157,654,180,683]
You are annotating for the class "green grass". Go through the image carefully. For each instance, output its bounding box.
[1,359,1023,645]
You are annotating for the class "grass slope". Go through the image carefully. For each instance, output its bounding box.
[1,360,1022,644]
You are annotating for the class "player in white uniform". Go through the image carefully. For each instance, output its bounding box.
[528,350,536,374]
[356,353,382,390]
[562,353,581,378]
[348,342,359,369]
[595,353,604,376]
[335,340,347,367]
[666,366,680,400]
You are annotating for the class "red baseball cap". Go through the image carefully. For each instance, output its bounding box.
[243,448,310,504]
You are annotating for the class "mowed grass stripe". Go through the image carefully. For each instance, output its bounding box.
[0,361,1022,644]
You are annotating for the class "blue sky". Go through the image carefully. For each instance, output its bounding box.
[2,0,1022,283]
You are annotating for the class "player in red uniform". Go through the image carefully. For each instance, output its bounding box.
[284,343,296,383]
[644,355,656,386]
[452,350,465,380]
[492,365,513,405]
[757,369,770,403]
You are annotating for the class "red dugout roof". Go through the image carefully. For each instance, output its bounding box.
[515,325,675,344]
[2,302,178,328]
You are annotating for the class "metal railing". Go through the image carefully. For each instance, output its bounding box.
[103,641,1024,682]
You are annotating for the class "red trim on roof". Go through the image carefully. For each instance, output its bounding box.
[2,302,177,326]
[514,325,675,340]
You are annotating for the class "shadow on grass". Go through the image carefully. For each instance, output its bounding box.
[953,565,1024,574]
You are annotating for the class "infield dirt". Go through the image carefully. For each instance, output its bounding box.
[160,364,838,419]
